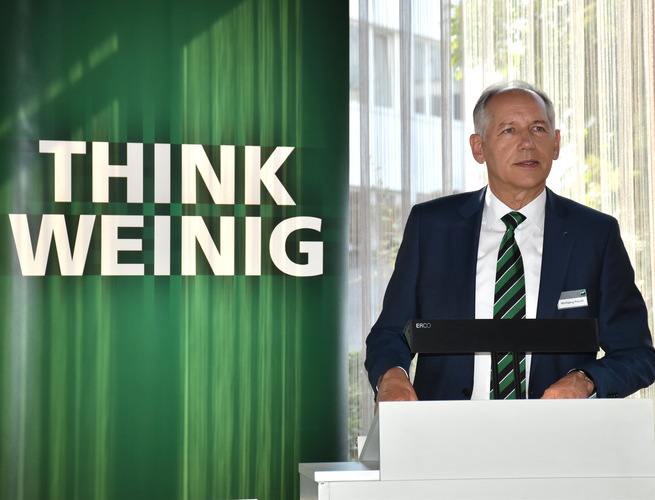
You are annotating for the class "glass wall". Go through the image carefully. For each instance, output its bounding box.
[349,0,655,459]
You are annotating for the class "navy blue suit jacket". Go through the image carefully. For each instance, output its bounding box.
[365,187,655,399]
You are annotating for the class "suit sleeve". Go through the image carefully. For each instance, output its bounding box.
[578,218,655,397]
[364,205,422,392]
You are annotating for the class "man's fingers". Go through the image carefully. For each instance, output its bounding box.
[541,371,592,399]
[377,367,418,404]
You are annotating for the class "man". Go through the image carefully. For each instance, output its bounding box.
[365,81,655,403]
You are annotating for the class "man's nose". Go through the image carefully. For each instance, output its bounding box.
[518,130,536,149]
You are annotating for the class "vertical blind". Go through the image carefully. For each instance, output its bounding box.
[349,0,655,459]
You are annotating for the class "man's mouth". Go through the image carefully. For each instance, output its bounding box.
[516,160,538,167]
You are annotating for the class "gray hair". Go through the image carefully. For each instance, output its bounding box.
[472,81,556,140]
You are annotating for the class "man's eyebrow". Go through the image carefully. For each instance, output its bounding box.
[496,119,549,128]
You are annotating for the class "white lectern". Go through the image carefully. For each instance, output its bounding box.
[299,399,655,499]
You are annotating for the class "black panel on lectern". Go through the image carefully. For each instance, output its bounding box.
[404,319,599,354]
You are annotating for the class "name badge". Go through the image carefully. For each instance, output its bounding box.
[558,289,588,310]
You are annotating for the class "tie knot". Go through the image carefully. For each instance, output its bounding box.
[501,211,526,230]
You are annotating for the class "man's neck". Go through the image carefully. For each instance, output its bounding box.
[488,186,546,210]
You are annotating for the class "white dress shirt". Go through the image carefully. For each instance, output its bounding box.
[470,188,546,399]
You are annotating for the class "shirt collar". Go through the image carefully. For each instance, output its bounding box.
[483,187,546,232]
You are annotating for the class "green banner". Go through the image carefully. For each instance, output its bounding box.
[0,1,348,499]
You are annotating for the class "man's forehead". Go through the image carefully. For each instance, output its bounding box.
[489,88,544,105]
[487,90,549,118]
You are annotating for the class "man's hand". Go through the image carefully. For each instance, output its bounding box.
[541,370,594,399]
[375,367,418,413]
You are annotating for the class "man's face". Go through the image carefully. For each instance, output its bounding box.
[469,89,561,208]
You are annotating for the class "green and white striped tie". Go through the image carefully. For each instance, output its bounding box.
[490,211,526,399]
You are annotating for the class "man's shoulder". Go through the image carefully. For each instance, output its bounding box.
[413,189,484,216]
[547,189,617,225]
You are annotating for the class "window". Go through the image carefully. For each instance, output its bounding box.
[350,23,359,101]
[349,0,655,461]
[429,42,440,117]
[413,39,426,114]
[373,31,394,108]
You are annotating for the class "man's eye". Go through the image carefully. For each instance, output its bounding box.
[533,126,545,132]
[502,128,514,134]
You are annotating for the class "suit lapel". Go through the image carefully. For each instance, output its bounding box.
[454,188,486,317]
[537,189,575,317]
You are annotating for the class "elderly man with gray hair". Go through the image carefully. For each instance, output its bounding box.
[366,81,655,405]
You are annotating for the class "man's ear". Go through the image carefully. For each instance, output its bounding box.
[469,134,486,164]
[553,129,561,160]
